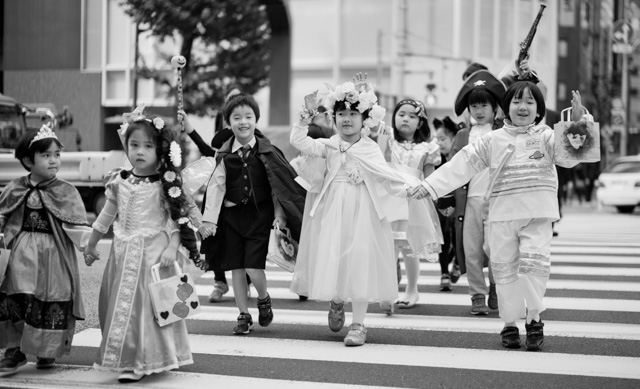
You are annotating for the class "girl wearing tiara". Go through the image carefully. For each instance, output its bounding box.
[376,99,442,311]
[290,75,439,346]
[82,108,200,382]
[0,126,89,374]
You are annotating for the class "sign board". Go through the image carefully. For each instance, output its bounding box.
[611,108,625,133]
[612,21,633,44]
[612,43,633,54]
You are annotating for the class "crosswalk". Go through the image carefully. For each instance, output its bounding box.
[2,213,640,388]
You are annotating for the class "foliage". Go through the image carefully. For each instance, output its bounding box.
[120,0,271,116]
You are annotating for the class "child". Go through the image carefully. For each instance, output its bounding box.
[0,126,89,374]
[449,70,506,314]
[415,81,589,351]
[199,93,305,335]
[433,117,461,290]
[290,76,440,346]
[82,109,200,382]
[376,99,442,310]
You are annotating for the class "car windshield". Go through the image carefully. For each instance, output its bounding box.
[0,105,26,149]
[604,161,640,174]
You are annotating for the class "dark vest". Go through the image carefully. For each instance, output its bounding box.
[223,147,271,206]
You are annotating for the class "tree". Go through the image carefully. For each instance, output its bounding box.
[120,0,271,116]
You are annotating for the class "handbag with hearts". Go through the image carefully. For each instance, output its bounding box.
[148,262,201,327]
[266,224,298,273]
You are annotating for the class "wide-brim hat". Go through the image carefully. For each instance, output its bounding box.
[454,70,506,116]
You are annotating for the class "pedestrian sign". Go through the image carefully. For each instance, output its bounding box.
[612,21,633,44]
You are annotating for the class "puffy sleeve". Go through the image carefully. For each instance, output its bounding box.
[290,123,328,158]
[422,139,442,167]
[92,171,121,234]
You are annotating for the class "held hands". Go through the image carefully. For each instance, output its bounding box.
[198,222,217,239]
[82,244,100,267]
[407,185,429,200]
[177,110,194,134]
[439,206,454,217]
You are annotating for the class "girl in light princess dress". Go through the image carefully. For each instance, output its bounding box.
[290,74,439,347]
[83,108,200,382]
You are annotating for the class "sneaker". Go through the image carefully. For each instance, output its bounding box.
[500,326,521,349]
[525,320,544,351]
[257,294,274,327]
[488,283,498,310]
[450,264,461,284]
[298,295,308,301]
[208,280,229,303]
[440,274,452,291]
[328,301,345,332]
[36,358,55,369]
[470,294,489,315]
[344,323,367,346]
[118,371,145,382]
[0,348,27,374]
[233,312,254,335]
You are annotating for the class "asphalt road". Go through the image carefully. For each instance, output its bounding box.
[1,203,639,388]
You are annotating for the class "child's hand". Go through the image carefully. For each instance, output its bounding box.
[160,246,177,267]
[571,91,584,121]
[177,110,194,134]
[83,245,100,266]
[439,206,454,217]
[516,58,531,79]
[198,222,217,239]
[273,216,287,230]
[353,72,368,90]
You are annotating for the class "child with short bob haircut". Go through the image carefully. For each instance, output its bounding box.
[448,70,506,314]
[417,80,589,351]
[83,108,200,382]
[199,93,305,335]
[0,126,89,374]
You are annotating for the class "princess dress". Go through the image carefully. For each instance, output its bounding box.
[290,125,441,303]
[94,171,192,375]
[0,176,88,358]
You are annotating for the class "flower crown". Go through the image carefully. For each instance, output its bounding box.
[118,104,181,168]
[29,124,59,147]
[320,80,386,129]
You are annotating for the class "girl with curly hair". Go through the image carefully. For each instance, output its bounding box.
[82,109,200,382]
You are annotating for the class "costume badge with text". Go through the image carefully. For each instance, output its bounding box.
[525,138,544,159]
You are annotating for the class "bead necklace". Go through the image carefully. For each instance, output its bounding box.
[339,137,361,153]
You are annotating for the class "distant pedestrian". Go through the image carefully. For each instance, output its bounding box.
[0,126,89,374]
[82,107,200,382]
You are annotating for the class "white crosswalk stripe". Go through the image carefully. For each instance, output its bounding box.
[2,213,640,388]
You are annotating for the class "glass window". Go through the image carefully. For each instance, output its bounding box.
[558,40,568,57]
[106,0,131,66]
[106,71,127,100]
[459,0,475,56]
[479,0,495,58]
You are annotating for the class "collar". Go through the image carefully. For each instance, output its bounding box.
[231,136,256,153]
[503,122,537,135]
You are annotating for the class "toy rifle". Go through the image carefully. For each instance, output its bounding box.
[517,3,546,68]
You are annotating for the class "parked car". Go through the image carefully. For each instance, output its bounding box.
[595,155,640,213]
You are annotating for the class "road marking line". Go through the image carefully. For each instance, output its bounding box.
[195,285,640,312]
[0,363,379,389]
[71,329,640,379]
[185,306,640,340]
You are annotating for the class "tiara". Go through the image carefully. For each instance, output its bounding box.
[29,124,58,147]
[120,103,165,133]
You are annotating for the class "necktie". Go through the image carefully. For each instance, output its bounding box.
[240,144,251,160]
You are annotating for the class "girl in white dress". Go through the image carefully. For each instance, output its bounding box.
[377,99,443,311]
[290,77,438,346]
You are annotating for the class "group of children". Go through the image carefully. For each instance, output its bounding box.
[0,64,592,381]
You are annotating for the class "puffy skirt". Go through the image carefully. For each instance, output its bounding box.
[0,231,76,358]
[291,181,398,303]
[95,233,193,375]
